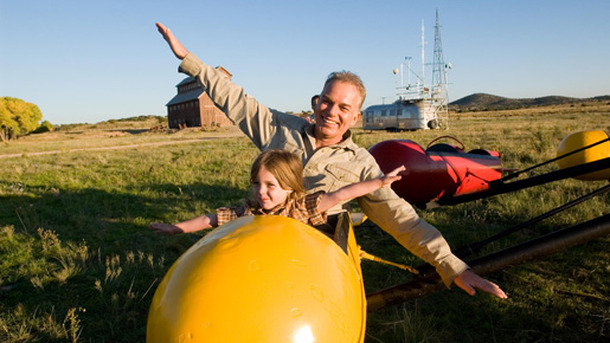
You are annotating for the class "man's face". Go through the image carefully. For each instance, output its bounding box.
[314,80,362,146]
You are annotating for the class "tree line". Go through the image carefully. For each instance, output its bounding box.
[0,97,51,142]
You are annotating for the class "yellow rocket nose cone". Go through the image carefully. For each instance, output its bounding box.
[147,215,366,342]
[556,130,610,180]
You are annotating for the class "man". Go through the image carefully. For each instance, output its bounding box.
[156,22,507,299]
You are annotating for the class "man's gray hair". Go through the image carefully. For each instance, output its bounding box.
[324,71,366,110]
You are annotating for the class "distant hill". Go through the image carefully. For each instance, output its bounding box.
[449,93,610,112]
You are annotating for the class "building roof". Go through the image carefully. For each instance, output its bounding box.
[176,76,197,87]
[175,65,231,88]
[166,88,205,106]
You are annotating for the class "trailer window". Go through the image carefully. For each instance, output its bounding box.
[381,110,387,117]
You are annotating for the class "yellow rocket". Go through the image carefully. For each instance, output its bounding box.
[147,213,366,342]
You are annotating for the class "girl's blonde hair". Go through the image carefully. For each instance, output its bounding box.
[250,149,305,200]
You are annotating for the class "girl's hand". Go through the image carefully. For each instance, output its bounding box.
[149,222,184,235]
[380,165,406,187]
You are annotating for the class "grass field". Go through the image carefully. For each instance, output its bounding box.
[1,105,609,342]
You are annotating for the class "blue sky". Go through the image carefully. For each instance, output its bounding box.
[1,0,609,124]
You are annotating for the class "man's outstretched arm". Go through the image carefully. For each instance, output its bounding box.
[156,22,189,60]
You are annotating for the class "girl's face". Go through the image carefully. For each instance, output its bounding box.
[251,166,292,210]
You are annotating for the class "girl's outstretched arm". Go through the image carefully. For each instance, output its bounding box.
[318,165,406,213]
[149,214,218,235]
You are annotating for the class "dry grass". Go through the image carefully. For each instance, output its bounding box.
[0,105,609,342]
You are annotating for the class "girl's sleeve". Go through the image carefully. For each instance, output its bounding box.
[305,191,327,226]
[216,206,245,226]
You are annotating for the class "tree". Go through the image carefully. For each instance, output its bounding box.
[32,120,54,134]
[0,98,18,142]
[0,97,43,142]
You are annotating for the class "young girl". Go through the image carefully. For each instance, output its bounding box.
[149,149,405,235]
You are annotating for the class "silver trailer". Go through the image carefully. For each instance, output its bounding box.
[362,99,440,131]
[364,10,449,132]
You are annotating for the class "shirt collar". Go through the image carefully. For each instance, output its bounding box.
[306,124,359,152]
[246,197,292,215]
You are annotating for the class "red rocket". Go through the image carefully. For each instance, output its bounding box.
[368,137,503,207]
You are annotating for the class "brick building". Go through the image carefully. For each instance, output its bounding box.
[165,67,234,129]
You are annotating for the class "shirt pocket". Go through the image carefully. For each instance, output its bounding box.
[324,163,362,190]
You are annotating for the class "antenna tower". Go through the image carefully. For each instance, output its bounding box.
[431,9,450,129]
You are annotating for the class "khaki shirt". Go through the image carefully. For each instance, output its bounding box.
[179,53,468,286]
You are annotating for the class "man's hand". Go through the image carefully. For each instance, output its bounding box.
[156,22,189,60]
[454,270,508,299]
